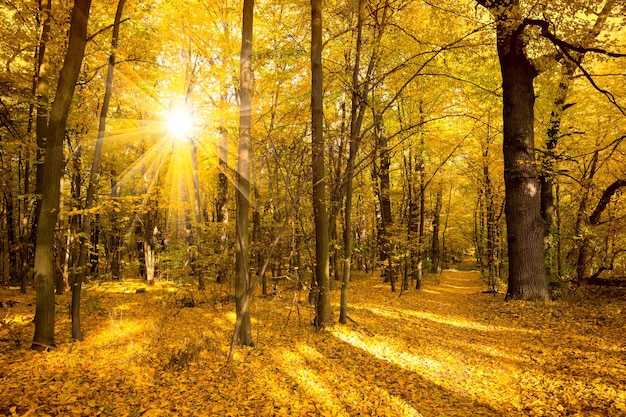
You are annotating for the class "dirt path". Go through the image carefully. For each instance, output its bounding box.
[342,268,626,416]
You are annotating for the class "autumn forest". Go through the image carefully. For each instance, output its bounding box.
[1,0,626,415]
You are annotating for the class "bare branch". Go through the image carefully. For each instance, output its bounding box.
[589,179,626,225]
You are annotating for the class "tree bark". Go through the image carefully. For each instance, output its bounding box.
[3,189,20,287]
[373,112,394,290]
[215,116,229,284]
[414,127,425,289]
[311,0,332,328]
[110,174,121,280]
[29,0,53,292]
[479,0,548,301]
[234,0,254,346]
[340,0,366,324]
[73,0,125,341]
[33,0,92,350]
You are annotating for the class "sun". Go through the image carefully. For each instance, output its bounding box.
[165,107,195,141]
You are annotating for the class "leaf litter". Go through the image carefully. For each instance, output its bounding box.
[0,270,625,416]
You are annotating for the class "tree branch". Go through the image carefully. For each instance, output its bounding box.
[589,179,626,225]
[523,18,626,115]
[87,17,131,42]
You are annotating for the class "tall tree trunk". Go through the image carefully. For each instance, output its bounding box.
[110,173,121,280]
[190,139,205,290]
[72,0,125,340]
[33,0,92,350]
[234,0,254,346]
[478,0,548,301]
[30,0,53,291]
[373,112,394,290]
[414,127,425,289]
[3,189,20,287]
[215,119,229,284]
[311,0,332,328]
[485,164,498,292]
[474,193,484,274]
[482,129,499,292]
[340,0,366,324]
[441,186,452,270]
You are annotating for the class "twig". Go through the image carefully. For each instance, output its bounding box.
[346,315,375,337]
[0,318,20,346]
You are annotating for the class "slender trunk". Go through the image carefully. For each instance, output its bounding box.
[252,185,263,294]
[340,0,365,324]
[234,0,254,346]
[30,0,53,289]
[441,186,452,270]
[329,221,337,290]
[416,170,425,288]
[403,147,414,288]
[216,96,229,283]
[373,113,394,289]
[474,194,484,273]
[33,0,92,350]
[110,173,120,280]
[555,181,562,279]
[483,138,498,291]
[3,190,20,286]
[413,133,425,289]
[430,188,442,273]
[190,139,205,290]
[311,0,332,327]
[73,0,125,340]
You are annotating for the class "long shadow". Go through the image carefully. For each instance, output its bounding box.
[256,334,506,417]
[338,271,626,414]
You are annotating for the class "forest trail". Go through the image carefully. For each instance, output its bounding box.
[1,269,626,416]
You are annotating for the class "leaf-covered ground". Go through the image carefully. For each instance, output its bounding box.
[1,269,625,416]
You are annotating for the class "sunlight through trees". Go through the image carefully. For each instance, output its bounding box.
[0,0,625,414]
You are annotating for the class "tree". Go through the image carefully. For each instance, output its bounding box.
[28,0,54,293]
[73,0,126,341]
[311,0,332,328]
[33,0,93,349]
[430,187,443,273]
[539,0,616,280]
[477,0,549,301]
[234,0,254,346]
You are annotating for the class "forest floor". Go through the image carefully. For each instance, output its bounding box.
[1,267,625,417]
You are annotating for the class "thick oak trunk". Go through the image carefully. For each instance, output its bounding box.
[495,19,548,301]
[477,0,549,300]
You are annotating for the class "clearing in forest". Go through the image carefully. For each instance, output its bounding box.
[1,269,625,416]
